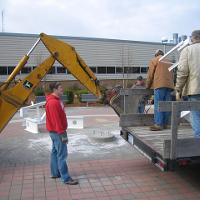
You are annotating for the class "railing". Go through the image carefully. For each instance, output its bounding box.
[118,88,200,169]
[19,101,46,134]
[158,101,200,161]
[110,88,154,116]
[20,101,46,119]
[20,101,84,133]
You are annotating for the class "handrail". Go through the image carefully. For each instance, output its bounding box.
[19,101,46,118]
[158,101,200,160]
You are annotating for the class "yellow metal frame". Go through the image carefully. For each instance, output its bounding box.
[0,33,101,133]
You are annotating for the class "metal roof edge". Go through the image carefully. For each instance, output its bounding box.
[0,32,175,46]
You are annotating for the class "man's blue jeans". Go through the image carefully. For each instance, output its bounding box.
[154,88,172,126]
[49,132,71,182]
[188,95,200,137]
[137,103,145,113]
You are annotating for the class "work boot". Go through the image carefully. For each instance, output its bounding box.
[64,178,79,185]
[50,175,61,179]
[150,125,163,131]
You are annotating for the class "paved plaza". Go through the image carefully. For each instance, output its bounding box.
[0,106,200,200]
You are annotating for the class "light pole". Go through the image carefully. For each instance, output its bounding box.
[1,10,4,32]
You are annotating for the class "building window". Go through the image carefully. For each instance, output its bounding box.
[141,67,148,73]
[116,67,123,74]
[48,67,55,74]
[123,67,141,73]
[21,67,32,74]
[0,67,7,75]
[132,67,140,73]
[8,66,15,74]
[107,67,115,74]
[57,66,66,73]
[90,67,96,73]
[124,67,131,73]
[97,67,106,74]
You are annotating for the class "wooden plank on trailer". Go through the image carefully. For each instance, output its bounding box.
[163,140,170,159]
[170,102,180,160]
[159,101,200,112]
[164,138,200,158]
[120,114,154,127]
[120,95,142,114]
[120,88,154,95]
[126,126,170,156]
[126,125,194,159]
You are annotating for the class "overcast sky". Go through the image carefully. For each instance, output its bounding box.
[0,0,199,42]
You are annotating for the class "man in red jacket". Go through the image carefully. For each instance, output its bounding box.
[46,82,78,185]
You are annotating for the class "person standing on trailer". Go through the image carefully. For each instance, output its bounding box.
[176,30,200,137]
[146,50,174,131]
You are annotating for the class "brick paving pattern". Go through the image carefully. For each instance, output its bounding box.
[0,107,200,200]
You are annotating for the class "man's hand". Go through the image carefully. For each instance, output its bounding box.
[60,132,68,143]
[176,91,181,101]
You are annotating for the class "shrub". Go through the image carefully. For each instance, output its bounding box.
[75,89,88,96]
[99,87,107,104]
[63,90,74,104]
[34,87,44,96]
[75,89,88,102]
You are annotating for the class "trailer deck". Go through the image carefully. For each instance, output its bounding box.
[110,88,200,171]
[124,125,194,157]
[121,124,200,170]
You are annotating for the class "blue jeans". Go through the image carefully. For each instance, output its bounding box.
[188,95,200,137]
[154,88,172,126]
[49,132,71,182]
[137,103,145,113]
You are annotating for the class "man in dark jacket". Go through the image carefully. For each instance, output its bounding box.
[46,82,78,185]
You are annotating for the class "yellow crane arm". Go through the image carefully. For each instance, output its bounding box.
[40,33,101,97]
[0,33,101,133]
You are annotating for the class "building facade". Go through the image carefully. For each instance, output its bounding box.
[0,32,176,87]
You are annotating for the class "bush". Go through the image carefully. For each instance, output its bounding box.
[99,87,107,104]
[63,90,74,104]
[75,89,88,102]
[75,89,88,96]
[34,87,44,96]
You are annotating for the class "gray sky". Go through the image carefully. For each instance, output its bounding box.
[0,0,199,42]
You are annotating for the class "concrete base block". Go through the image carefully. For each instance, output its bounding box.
[25,118,44,134]
[68,116,84,129]
[89,130,115,142]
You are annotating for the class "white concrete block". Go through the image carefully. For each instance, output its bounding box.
[68,116,84,129]
[25,118,45,134]
[25,118,40,134]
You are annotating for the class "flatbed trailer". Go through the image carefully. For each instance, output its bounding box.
[110,88,200,171]
[120,124,200,171]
